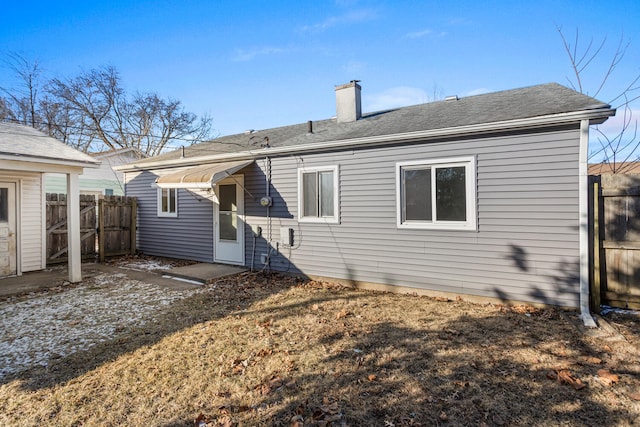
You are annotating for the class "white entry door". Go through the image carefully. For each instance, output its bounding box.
[214,176,245,265]
[0,182,17,277]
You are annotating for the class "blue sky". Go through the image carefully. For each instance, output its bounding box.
[1,0,639,146]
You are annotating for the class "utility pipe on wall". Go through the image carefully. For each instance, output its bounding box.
[265,155,272,271]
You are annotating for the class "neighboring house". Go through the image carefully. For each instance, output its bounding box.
[46,147,146,197]
[118,82,615,325]
[0,122,100,281]
[589,161,640,175]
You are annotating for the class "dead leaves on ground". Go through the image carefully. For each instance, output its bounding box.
[547,367,623,390]
[255,375,285,396]
[229,357,249,375]
[290,397,342,427]
[547,369,586,390]
[199,397,344,427]
[177,279,640,427]
[195,412,232,427]
[596,369,619,386]
[336,309,351,320]
[578,355,602,365]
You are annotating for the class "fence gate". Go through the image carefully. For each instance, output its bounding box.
[98,195,137,262]
[590,174,640,310]
[46,193,98,264]
[46,194,137,265]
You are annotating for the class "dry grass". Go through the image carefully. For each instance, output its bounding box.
[1,272,639,426]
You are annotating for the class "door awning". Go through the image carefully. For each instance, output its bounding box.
[155,159,254,189]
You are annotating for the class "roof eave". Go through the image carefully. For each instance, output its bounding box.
[91,146,148,159]
[0,153,101,168]
[117,107,616,172]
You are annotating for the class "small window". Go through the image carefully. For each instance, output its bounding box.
[157,188,178,217]
[297,166,339,223]
[104,189,114,196]
[0,188,7,222]
[397,157,476,230]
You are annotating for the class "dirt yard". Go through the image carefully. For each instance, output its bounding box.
[0,260,639,426]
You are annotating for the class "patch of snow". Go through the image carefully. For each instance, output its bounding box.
[0,272,203,379]
[600,305,640,316]
[118,260,173,271]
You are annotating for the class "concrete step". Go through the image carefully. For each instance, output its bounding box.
[163,263,247,284]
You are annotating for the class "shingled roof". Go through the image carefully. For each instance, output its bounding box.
[125,82,614,169]
[0,122,99,167]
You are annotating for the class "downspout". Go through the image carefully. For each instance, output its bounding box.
[265,155,272,272]
[579,119,597,328]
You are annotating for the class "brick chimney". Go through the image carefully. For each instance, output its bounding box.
[335,80,361,123]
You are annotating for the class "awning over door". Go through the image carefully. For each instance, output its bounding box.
[155,159,254,189]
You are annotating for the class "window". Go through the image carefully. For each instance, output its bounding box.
[105,189,114,196]
[297,165,339,223]
[0,188,7,222]
[397,156,476,230]
[157,188,177,217]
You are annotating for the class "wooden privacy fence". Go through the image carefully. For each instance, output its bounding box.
[46,194,137,264]
[98,195,137,262]
[590,174,640,310]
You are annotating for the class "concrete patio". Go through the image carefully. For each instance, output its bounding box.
[0,261,247,298]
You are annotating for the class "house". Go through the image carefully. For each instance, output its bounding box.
[0,122,100,282]
[45,147,146,197]
[118,81,615,325]
[589,161,640,175]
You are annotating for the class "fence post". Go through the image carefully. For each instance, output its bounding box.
[98,198,105,263]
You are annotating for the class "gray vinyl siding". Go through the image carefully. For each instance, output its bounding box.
[244,126,582,307]
[124,168,214,262]
[126,125,583,307]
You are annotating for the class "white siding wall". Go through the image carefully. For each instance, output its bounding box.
[0,170,44,272]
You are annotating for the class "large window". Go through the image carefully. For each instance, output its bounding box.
[397,157,476,230]
[157,188,177,217]
[297,165,339,223]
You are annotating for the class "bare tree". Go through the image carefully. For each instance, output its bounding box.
[0,52,44,128]
[46,66,212,155]
[127,93,212,155]
[39,94,98,152]
[0,97,13,121]
[558,27,640,173]
[2,56,212,155]
[47,66,130,152]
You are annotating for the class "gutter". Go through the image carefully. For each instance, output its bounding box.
[116,108,615,172]
[579,119,597,328]
[0,153,101,169]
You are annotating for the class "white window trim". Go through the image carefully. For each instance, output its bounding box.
[157,187,178,217]
[297,165,340,224]
[396,156,477,231]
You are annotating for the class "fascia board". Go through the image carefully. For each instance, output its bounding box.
[0,154,100,169]
[0,157,96,173]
